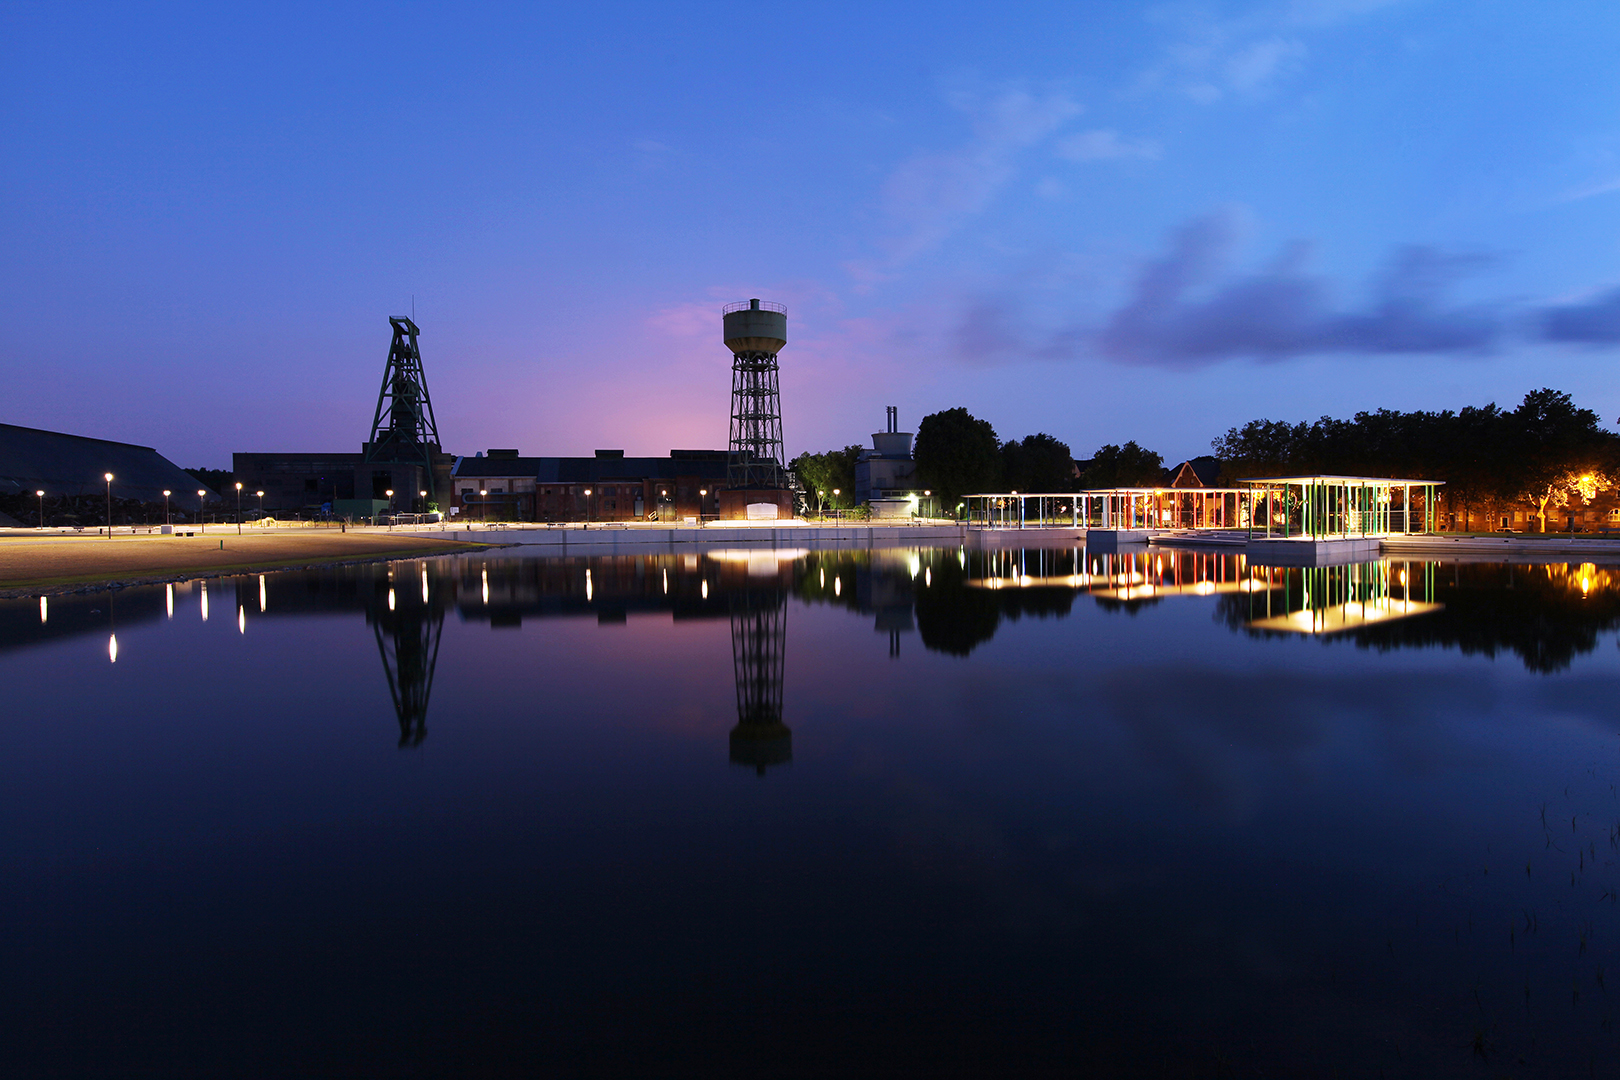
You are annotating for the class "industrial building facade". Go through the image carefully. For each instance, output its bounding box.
[451,450,729,522]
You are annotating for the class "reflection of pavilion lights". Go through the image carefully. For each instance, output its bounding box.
[108,633,117,662]
[259,575,267,612]
[1582,576,1591,595]
[907,553,921,579]
[1194,581,1215,595]
[701,579,708,599]
[39,596,46,624]
[388,588,396,611]
[237,605,245,634]
[925,567,931,587]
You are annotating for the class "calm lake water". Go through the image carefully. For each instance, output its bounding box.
[5,545,1620,1077]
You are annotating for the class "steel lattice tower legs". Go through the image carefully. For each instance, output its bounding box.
[728,350,784,489]
[729,592,790,774]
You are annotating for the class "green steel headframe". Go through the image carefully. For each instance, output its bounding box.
[364,316,442,469]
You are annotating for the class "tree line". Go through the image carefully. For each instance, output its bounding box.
[792,387,1618,529]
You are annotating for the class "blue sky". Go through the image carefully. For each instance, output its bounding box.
[7,0,1620,468]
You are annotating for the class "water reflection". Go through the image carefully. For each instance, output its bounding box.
[370,573,443,748]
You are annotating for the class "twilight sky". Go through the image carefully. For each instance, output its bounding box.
[7,0,1620,469]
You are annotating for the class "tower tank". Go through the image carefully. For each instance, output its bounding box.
[723,298,788,355]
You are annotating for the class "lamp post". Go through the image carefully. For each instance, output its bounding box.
[198,489,207,533]
[699,488,707,522]
[104,473,114,539]
[419,489,427,515]
[817,489,825,518]
[256,490,264,520]
[163,490,171,526]
[385,489,395,528]
[832,488,841,518]
[36,489,45,529]
[583,488,592,523]
[234,482,243,535]
[480,489,488,525]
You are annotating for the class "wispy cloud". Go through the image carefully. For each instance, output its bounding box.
[1540,288,1620,344]
[869,87,1081,268]
[1055,129,1163,162]
[1138,0,1404,103]
[1093,210,1501,366]
[1554,176,1620,204]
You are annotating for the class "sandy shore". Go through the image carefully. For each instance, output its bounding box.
[0,531,494,594]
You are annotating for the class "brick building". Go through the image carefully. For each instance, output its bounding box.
[450,449,729,522]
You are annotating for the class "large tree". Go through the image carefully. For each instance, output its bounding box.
[1079,442,1164,488]
[914,408,1001,512]
[1507,388,1617,531]
[789,445,863,512]
[1001,433,1076,493]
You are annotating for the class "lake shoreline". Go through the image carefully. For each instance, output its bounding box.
[0,532,500,597]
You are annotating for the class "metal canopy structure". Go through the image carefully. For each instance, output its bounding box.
[722,299,787,490]
[1240,475,1443,541]
[364,316,442,472]
[963,474,1444,537]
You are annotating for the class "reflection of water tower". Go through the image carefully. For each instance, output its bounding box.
[720,299,793,520]
[729,592,791,774]
[369,570,445,748]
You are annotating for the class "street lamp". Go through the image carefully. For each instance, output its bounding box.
[234,481,243,535]
[198,489,207,533]
[104,473,114,539]
[699,488,707,521]
[419,489,427,514]
[162,489,171,526]
[36,490,45,529]
[256,490,264,520]
[817,489,825,517]
[583,488,592,523]
[480,489,488,525]
[832,488,841,517]
[385,489,394,528]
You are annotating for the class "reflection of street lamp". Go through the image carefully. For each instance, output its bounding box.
[36,489,45,529]
[163,489,171,526]
[198,489,207,533]
[234,481,243,534]
[104,473,114,539]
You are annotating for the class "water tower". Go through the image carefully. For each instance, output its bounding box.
[721,299,793,519]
